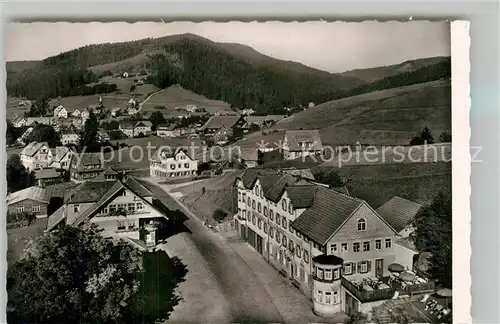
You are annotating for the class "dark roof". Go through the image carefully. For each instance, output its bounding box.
[284,129,323,151]
[286,185,317,209]
[199,116,242,130]
[376,196,422,232]
[396,237,418,253]
[332,186,350,196]
[312,254,344,266]
[34,168,62,180]
[72,153,103,171]
[291,186,364,246]
[65,180,118,203]
[124,177,153,197]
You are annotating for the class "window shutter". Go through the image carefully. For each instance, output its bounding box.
[351,262,356,274]
[367,261,372,272]
[357,262,362,273]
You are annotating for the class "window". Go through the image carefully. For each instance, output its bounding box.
[330,244,337,254]
[289,238,294,250]
[324,269,332,280]
[276,214,281,225]
[252,200,255,210]
[177,164,182,168]
[247,212,251,221]
[276,232,281,243]
[117,221,126,230]
[375,239,382,250]
[316,268,324,279]
[385,238,392,248]
[270,210,274,221]
[283,238,287,248]
[258,219,262,229]
[333,291,339,304]
[317,291,323,303]
[288,203,293,214]
[325,292,332,304]
[296,244,301,257]
[353,242,360,252]
[264,223,268,234]
[344,263,353,275]
[247,197,251,205]
[360,261,368,273]
[341,243,348,252]
[333,268,340,280]
[358,218,366,231]
[282,217,287,229]
[255,186,259,196]
[170,164,176,170]
[270,227,275,238]
[304,250,309,263]
[289,220,293,233]
[73,204,80,213]
[282,199,287,211]
[264,206,268,217]
[127,221,135,229]
[136,203,143,210]
[184,163,189,168]
[32,205,40,212]
[252,215,256,225]
[257,203,261,213]
[16,206,24,213]
[128,203,135,212]
[363,241,370,251]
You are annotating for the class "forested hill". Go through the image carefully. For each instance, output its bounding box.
[6,33,451,115]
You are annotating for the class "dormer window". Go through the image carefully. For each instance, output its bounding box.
[357,218,366,231]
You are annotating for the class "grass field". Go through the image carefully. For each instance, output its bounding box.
[7,218,48,267]
[139,84,232,117]
[318,162,451,208]
[6,97,32,119]
[271,80,450,146]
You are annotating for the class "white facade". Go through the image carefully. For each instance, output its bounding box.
[150,150,198,179]
[21,143,53,171]
[54,105,68,118]
[72,109,81,117]
[61,133,80,146]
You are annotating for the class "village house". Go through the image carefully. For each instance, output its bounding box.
[53,105,68,118]
[48,146,73,170]
[241,108,255,116]
[33,168,65,187]
[150,148,198,179]
[46,176,169,248]
[11,115,27,128]
[26,117,54,127]
[70,153,105,181]
[134,121,153,137]
[61,132,80,146]
[111,107,122,117]
[7,186,49,218]
[72,109,81,118]
[198,115,245,144]
[127,107,138,115]
[233,168,433,318]
[156,124,178,138]
[20,141,53,171]
[81,109,90,120]
[97,129,111,142]
[16,127,34,146]
[119,122,135,138]
[282,129,324,160]
[185,104,198,113]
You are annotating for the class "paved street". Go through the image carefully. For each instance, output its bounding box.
[140,178,342,324]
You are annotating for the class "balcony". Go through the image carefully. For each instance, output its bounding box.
[342,274,435,303]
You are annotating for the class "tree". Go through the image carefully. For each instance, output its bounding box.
[149,111,167,131]
[213,208,227,222]
[312,167,344,188]
[79,110,99,151]
[129,84,136,92]
[26,124,60,147]
[412,191,452,287]
[8,224,142,324]
[439,131,452,143]
[6,155,32,193]
[6,120,23,145]
[410,126,435,145]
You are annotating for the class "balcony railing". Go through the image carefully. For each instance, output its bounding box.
[341,276,436,303]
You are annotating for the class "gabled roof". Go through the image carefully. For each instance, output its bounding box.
[158,124,176,131]
[65,180,118,204]
[396,237,418,253]
[46,205,66,231]
[152,147,196,161]
[281,167,315,180]
[199,115,242,131]
[284,129,323,151]
[72,153,102,170]
[7,186,49,205]
[376,196,423,232]
[26,117,53,126]
[135,120,152,128]
[291,186,364,246]
[120,122,135,129]
[20,141,49,157]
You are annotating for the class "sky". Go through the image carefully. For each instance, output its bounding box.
[5,21,450,73]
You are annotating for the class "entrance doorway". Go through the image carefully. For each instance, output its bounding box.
[375,259,384,278]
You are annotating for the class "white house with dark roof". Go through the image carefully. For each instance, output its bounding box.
[11,115,27,128]
[20,141,53,171]
[234,168,434,318]
[70,153,105,181]
[282,129,323,160]
[48,146,73,170]
[198,115,245,143]
[46,177,168,248]
[53,105,68,118]
[134,121,153,137]
[61,132,80,146]
[150,148,198,179]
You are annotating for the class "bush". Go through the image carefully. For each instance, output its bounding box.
[213,208,227,222]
